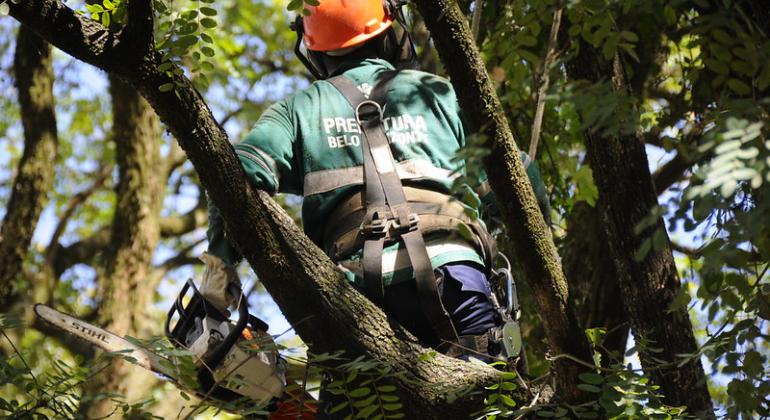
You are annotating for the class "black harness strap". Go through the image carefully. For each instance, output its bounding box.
[327,73,459,348]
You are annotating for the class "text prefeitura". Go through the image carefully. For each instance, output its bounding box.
[323,114,429,148]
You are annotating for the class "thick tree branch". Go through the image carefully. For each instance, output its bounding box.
[50,204,207,276]
[122,0,154,54]
[0,27,58,307]
[8,1,127,74]
[158,205,208,238]
[652,152,692,194]
[412,0,592,403]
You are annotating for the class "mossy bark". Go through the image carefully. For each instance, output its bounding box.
[411,0,593,403]
[81,76,165,418]
[564,36,715,419]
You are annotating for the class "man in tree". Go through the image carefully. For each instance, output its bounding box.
[200,0,549,408]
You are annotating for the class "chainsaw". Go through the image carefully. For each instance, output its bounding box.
[34,279,316,419]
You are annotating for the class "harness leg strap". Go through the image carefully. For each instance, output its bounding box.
[363,238,385,303]
[402,229,459,349]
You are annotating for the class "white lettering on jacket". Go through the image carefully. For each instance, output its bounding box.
[322,114,429,149]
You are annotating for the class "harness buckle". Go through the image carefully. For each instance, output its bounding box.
[360,212,420,239]
[360,216,390,238]
[391,212,420,233]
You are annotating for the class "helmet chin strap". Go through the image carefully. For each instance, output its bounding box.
[291,17,328,80]
[292,0,417,80]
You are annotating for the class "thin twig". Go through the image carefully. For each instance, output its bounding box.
[297,360,311,420]
[513,385,543,420]
[471,0,484,42]
[44,165,112,268]
[528,7,563,161]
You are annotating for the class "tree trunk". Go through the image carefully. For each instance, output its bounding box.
[561,202,629,363]
[0,27,58,307]
[564,41,715,416]
[81,76,164,418]
[411,0,593,403]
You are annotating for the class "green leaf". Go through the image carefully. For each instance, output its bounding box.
[578,373,604,385]
[499,394,517,408]
[349,387,370,398]
[352,395,377,408]
[200,6,217,16]
[329,401,349,414]
[704,58,729,75]
[516,35,537,47]
[158,83,175,92]
[356,405,378,419]
[602,33,620,60]
[101,11,111,27]
[287,0,303,11]
[663,5,677,25]
[181,10,198,19]
[712,29,733,45]
[200,17,217,28]
[201,46,216,57]
[619,31,638,43]
[501,381,517,391]
[517,49,540,64]
[576,383,602,393]
[757,64,770,91]
[634,238,652,261]
[726,79,751,96]
[652,228,666,251]
[584,327,606,348]
[382,403,402,411]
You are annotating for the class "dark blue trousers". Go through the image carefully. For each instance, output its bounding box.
[381,261,500,348]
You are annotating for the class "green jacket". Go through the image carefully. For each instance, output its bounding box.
[208,58,549,286]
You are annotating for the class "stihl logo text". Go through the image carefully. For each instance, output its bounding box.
[71,321,109,343]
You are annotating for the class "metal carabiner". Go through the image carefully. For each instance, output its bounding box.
[493,253,520,320]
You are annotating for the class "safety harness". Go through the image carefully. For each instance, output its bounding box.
[324,72,508,356]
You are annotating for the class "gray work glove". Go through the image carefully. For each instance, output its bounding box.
[198,252,241,312]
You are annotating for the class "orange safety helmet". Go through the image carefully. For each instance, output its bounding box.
[292,0,417,80]
[301,0,394,52]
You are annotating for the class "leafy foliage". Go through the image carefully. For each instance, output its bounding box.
[154,0,220,90]
[2,0,770,417]
[311,351,407,420]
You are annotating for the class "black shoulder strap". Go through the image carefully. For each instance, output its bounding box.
[327,72,459,349]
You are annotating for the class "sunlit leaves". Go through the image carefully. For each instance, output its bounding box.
[154,0,221,91]
[687,118,765,199]
[81,0,125,27]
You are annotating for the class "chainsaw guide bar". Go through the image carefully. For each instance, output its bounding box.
[33,303,178,380]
